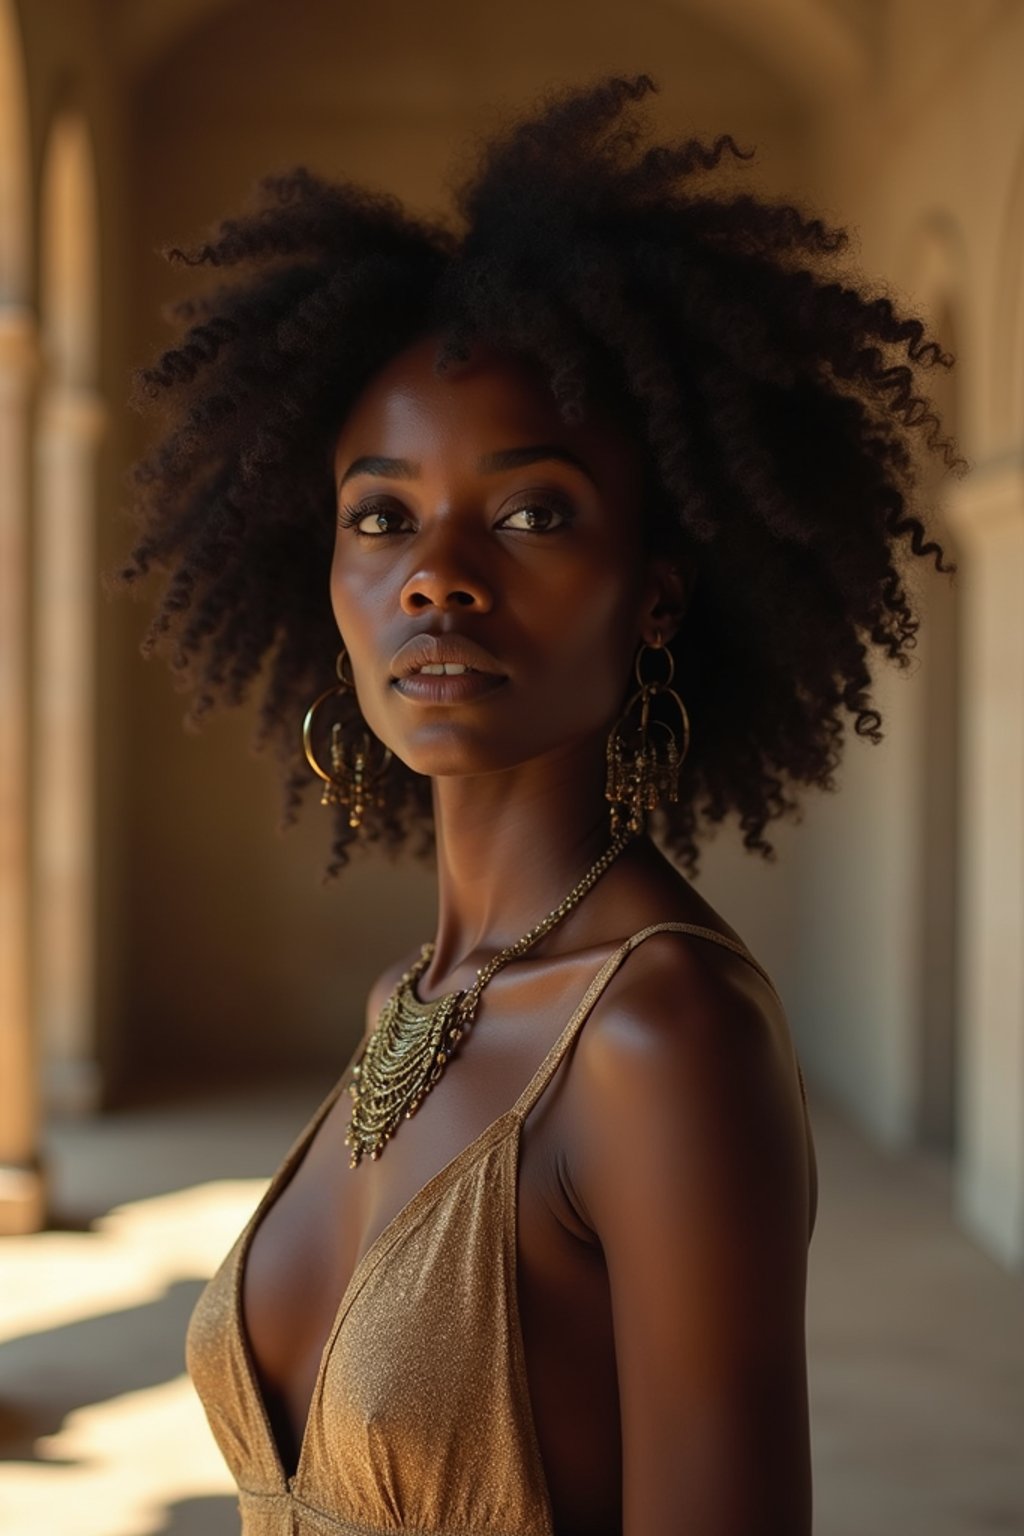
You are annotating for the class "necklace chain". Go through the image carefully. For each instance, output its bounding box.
[344,827,634,1167]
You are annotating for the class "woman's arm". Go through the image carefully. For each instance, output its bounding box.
[570,934,813,1536]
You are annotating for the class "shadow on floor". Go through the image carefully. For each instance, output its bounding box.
[156,1494,239,1535]
[0,1279,205,1461]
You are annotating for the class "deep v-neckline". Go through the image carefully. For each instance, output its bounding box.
[232,1064,526,1491]
[229,941,625,1493]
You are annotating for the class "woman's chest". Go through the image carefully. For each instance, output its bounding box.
[241,977,623,1528]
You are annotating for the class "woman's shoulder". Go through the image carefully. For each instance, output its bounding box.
[547,891,816,1241]
[561,912,812,1249]
[580,918,786,1082]
[563,909,802,1164]
[586,842,786,1015]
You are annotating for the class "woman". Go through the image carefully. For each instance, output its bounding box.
[117,74,959,1536]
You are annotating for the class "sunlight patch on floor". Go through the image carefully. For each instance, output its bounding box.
[0,1179,269,1536]
[1,1180,265,1341]
[1,1374,235,1536]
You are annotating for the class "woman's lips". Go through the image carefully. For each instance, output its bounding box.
[391,670,508,704]
[390,631,505,678]
[388,631,508,704]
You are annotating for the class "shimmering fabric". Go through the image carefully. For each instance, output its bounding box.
[186,920,802,1534]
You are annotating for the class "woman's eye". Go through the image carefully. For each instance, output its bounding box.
[338,498,571,537]
[499,503,570,533]
[338,501,411,536]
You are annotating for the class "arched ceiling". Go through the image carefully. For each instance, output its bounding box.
[678,0,872,104]
[108,0,874,107]
[109,0,249,81]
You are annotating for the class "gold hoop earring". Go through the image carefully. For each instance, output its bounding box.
[605,634,691,836]
[302,649,393,831]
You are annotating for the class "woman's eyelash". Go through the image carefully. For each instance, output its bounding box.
[337,500,402,533]
[336,498,573,535]
[502,502,572,531]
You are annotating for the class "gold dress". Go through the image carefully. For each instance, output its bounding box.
[185,921,807,1535]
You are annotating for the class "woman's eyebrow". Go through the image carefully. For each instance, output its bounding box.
[477,445,597,484]
[337,444,598,493]
[338,454,417,491]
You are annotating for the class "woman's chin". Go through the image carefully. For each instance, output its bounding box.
[392,747,518,780]
[378,725,537,782]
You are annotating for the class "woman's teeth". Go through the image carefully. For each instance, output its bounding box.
[416,664,473,674]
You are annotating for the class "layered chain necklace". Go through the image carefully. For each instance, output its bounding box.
[344,827,634,1167]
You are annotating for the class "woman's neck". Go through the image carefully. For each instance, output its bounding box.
[425,732,618,989]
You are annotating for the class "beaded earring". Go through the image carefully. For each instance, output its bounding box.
[605,634,691,835]
[302,649,392,831]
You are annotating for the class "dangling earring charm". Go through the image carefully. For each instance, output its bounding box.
[605,634,691,836]
[302,649,392,831]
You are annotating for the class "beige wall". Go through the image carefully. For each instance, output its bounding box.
[792,0,1024,1263]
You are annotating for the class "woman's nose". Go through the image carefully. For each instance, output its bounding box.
[398,533,495,614]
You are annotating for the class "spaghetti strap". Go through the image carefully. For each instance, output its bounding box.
[510,920,806,1124]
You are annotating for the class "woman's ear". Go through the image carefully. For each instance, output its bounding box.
[639,553,694,646]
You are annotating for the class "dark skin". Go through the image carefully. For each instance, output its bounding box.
[242,334,818,1535]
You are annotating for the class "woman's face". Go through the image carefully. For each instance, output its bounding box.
[330,333,678,779]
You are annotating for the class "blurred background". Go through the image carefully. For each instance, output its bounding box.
[1,0,1023,1532]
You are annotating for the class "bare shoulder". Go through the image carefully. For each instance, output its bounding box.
[575,925,796,1111]
[566,925,809,1235]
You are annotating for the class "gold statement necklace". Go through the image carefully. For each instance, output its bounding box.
[344,827,634,1167]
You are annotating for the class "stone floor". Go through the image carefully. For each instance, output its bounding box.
[0,1077,1022,1535]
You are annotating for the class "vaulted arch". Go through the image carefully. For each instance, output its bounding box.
[115,0,869,106]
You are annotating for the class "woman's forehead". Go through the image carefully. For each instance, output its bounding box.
[333,334,644,481]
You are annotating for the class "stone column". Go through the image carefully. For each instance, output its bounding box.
[946,461,1024,1271]
[0,303,45,1234]
[34,381,107,1115]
